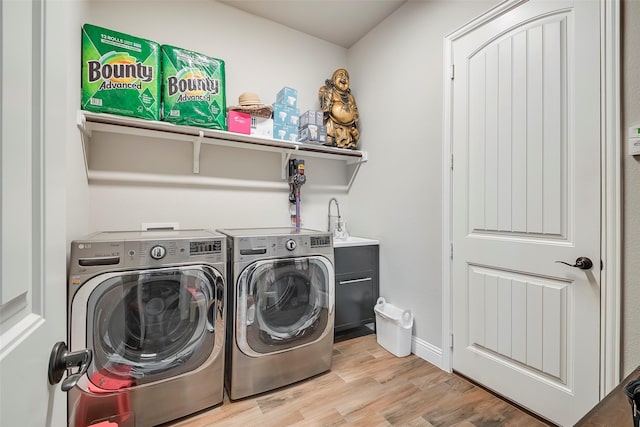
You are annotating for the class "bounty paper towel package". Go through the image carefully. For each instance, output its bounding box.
[161,45,226,130]
[81,24,160,120]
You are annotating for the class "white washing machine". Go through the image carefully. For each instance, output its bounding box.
[217,227,334,400]
[65,230,226,427]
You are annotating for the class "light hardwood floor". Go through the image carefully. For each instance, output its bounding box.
[168,334,552,426]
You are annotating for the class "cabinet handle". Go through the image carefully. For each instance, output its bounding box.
[339,277,372,285]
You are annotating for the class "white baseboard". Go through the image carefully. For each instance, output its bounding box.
[411,336,443,369]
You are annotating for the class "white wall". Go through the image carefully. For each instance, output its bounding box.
[80,0,350,236]
[347,1,498,350]
[622,0,640,377]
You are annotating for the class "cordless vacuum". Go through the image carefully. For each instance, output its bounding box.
[288,159,306,230]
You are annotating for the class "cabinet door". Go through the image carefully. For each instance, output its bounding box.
[335,272,375,331]
[334,245,379,332]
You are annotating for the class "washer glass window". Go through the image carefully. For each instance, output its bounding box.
[237,256,333,355]
[86,266,221,389]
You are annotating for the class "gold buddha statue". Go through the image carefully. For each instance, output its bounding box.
[318,68,360,149]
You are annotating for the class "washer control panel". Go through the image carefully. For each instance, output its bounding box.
[69,236,225,275]
[126,238,224,266]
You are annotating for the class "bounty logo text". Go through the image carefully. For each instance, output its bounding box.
[167,68,219,103]
[87,52,154,90]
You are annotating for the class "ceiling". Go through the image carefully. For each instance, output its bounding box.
[218,0,408,48]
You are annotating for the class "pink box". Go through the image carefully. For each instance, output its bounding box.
[227,111,251,134]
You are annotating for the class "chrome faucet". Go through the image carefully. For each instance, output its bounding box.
[327,197,341,232]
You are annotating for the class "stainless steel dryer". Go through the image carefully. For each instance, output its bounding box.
[217,227,334,400]
[66,230,226,427]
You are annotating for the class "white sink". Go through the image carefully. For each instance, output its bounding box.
[333,236,379,247]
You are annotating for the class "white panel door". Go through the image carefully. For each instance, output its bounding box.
[451,1,601,425]
[0,1,67,426]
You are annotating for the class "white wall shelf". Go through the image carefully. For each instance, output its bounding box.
[77,111,367,189]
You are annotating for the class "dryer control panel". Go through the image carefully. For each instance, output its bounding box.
[233,233,332,262]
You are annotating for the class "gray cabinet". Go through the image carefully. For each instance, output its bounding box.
[334,245,379,332]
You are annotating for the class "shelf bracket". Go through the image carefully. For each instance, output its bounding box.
[346,161,362,192]
[281,151,291,180]
[345,151,367,192]
[193,131,203,174]
[76,111,92,176]
[281,145,299,179]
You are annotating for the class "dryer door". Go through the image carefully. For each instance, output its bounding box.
[69,265,224,390]
[236,256,334,356]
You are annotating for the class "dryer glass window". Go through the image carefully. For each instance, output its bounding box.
[237,256,333,355]
[85,266,221,389]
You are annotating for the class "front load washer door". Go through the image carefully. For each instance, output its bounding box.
[70,265,224,390]
[236,256,334,356]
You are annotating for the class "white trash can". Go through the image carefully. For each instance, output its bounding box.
[374,297,413,357]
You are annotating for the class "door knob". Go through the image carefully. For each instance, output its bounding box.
[555,257,593,270]
[48,341,92,392]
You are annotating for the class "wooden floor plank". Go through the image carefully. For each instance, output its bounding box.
[166,335,552,426]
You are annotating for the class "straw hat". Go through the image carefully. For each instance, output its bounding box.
[228,92,273,118]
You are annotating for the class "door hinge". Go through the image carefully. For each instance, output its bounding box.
[450,64,455,80]
[450,242,453,259]
[450,333,454,349]
[450,153,454,170]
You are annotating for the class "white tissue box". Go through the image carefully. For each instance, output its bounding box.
[250,117,273,138]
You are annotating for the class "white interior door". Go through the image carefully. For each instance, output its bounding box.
[451,1,601,425]
[0,1,67,426]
